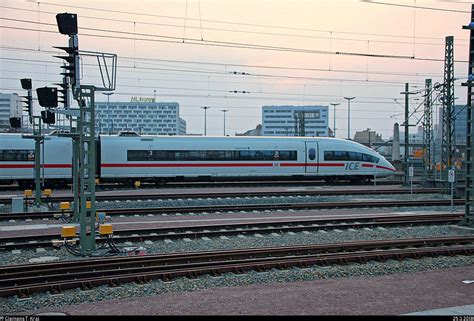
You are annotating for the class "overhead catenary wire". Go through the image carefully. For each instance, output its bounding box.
[0,55,435,87]
[0,44,460,80]
[0,19,469,63]
[0,6,469,46]
[20,1,471,40]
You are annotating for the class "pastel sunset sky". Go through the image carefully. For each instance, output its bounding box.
[0,0,471,137]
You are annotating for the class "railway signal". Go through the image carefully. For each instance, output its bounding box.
[20,78,33,124]
[54,13,80,97]
[52,12,117,255]
[36,87,58,125]
[16,79,45,209]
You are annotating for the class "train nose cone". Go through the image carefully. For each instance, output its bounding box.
[387,161,396,172]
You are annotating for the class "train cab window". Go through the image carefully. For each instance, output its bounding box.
[324,150,379,164]
[308,148,316,161]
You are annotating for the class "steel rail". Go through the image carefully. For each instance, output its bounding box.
[0,179,404,193]
[0,213,463,250]
[1,236,473,298]
[0,187,439,204]
[0,199,465,221]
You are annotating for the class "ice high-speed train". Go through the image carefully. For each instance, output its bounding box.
[0,133,396,188]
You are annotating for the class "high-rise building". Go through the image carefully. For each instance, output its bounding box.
[261,105,329,136]
[436,105,467,145]
[0,93,21,132]
[95,101,186,135]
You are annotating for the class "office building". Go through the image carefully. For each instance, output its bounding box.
[95,101,186,135]
[261,105,329,136]
[0,93,21,132]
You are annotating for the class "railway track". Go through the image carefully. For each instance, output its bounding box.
[0,187,439,204]
[0,198,464,221]
[1,235,473,298]
[0,212,463,250]
[0,179,404,193]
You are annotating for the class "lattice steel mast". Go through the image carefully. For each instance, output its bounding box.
[441,36,455,185]
[463,5,474,227]
[422,79,433,184]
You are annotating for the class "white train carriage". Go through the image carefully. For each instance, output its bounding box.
[0,134,72,188]
[99,135,395,184]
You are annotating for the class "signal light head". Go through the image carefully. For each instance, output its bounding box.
[56,13,78,36]
[36,87,58,108]
[9,117,21,128]
[41,110,55,124]
[20,78,32,90]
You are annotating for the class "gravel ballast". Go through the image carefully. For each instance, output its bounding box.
[2,256,474,314]
[0,224,466,266]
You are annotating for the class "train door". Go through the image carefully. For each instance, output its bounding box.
[305,142,318,173]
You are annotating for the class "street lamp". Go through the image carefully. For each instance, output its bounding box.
[343,97,355,140]
[221,109,229,136]
[102,92,114,135]
[201,106,210,136]
[329,103,340,138]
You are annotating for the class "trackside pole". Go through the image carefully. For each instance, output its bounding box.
[373,164,376,189]
[448,168,455,212]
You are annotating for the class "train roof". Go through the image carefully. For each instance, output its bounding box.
[99,135,377,152]
[100,134,344,142]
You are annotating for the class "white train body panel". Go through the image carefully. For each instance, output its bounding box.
[0,134,72,182]
[99,135,395,180]
[1,134,395,185]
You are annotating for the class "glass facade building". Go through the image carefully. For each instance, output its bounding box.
[261,105,329,137]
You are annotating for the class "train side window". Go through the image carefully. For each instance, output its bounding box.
[324,151,334,161]
[348,152,363,161]
[333,151,348,161]
[278,151,297,161]
[308,148,316,161]
[0,149,35,161]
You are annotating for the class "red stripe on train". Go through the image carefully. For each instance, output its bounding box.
[362,163,396,172]
[101,163,346,168]
[0,164,71,169]
[101,163,274,168]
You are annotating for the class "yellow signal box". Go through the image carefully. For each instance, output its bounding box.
[59,202,71,210]
[43,189,52,197]
[61,226,77,238]
[99,224,113,235]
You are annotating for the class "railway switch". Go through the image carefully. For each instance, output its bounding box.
[99,224,113,235]
[61,226,77,238]
[24,190,33,197]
